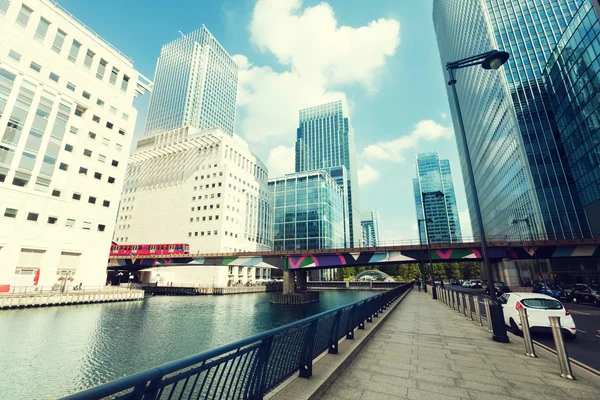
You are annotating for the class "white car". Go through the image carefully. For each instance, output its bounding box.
[498,292,576,340]
[462,281,472,288]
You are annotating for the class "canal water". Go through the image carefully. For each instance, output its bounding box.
[0,290,375,399]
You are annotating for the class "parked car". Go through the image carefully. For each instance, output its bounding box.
[462,280,472,288]
[532,282,569,302]
[486,281,512,296]
[570,284,600,306]
[498,292,576,340]
[451,279,461,286]
[470,280,483,289]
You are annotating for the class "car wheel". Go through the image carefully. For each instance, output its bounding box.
[565,333,576,342]
[571,297,577,304]
[509,318,521,335]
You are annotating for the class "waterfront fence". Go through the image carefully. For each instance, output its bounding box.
[62,283,412,400]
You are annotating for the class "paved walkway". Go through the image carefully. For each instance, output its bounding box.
[321,289,600,400]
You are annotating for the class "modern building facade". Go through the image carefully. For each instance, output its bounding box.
[434,0,594,240]
[413,152,462,244]
[433,0,548,241]
[361,209,380,247]
[144,26,238,136]
[269,170,345,251]
[545,0,600,235]
[114,126,272,255]
[295,100,361,247]
[0,0,151,289]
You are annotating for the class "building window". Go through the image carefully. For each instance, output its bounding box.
[8,50,21,61]
[66,82,76,91]
[64,144,73,152]
[102,200,110,207]
[49,72,59,82]
[26,212,38,221]
[110,106,117,115]
[0,0,10,14]
[68,40,81,63]
[121,75,130,91]
[59,162,68,171]
[115,144,122,152]
[122,113,129,121]
[96,99,104,107]
[94,172,101,180]
[78,167,87,175]
[98,155,106,164]
[51,189,61,197]
[29,62,41,72]
[52,29,66,53]
[106,121,113,129]
[47,216,57,224]
[83,49,95,69]
[72,193,81,200]
[82,91,91,99]
[4,208,17,218]
[102,137,109,146]
[83,149,92,157]
[82,221,91,230]
[16,4,32,28]
[88,196,96,204]
[88,131,97,140]
[92,115,100,123]
[98,224,105,232]
[109,67,119,85]
[96,59,107,80]
[107,176,115,184]
[75,105,86,117]
[118,128,125,136]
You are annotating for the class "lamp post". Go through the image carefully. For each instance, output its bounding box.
[417,218,430,293]
[422,191,445,300]
[447,49,510,343]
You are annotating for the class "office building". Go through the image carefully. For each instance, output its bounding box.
[114,126,272,255]
[269,170,345,251]
[361,209,380,247]
[545,0,600,235]
[413,152,462,244]
[434,0,593,240]
[144,26,238,136]
[433,0,551,241]
[295,100,361,247]
[0,0,151,289]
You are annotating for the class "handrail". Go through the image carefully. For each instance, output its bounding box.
[61,283,412,399]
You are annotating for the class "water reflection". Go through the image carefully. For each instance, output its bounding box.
[0,291,374,399]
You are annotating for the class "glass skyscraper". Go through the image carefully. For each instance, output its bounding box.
[269,171,345,251]
[144,26,238,136]
[361,209,380,246]
[545,0,600,235]
[413,152,462,243]
[295,100,361,247]
[434,0,576,240]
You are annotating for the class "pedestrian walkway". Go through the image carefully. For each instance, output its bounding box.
[321,289,600,400]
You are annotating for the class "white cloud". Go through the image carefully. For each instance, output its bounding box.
[362,120,453,163]
[234,0,400,144]
[267,145,295,178]
[358,163,380,186]
[459,209,473,239]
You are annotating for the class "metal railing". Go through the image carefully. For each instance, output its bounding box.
[62,283,412,400]
[2,285,134,295]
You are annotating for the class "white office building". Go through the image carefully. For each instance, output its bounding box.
[0,0,151,290]
[144,26,238,136]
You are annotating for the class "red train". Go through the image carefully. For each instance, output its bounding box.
[110,242,190,256]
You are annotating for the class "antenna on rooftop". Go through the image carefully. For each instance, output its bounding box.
[178,31,185,37]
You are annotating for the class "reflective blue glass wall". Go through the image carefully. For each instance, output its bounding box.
[545,0,600,234]
[433,0,544,240]
[269,170,345,251]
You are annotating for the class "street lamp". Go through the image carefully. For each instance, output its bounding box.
[422,190,445,300]
[417,218,431,293]
[447,49,510,343]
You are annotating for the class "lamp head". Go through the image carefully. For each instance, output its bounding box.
[482,51,510,70]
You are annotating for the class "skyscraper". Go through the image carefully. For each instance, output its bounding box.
[144,26,238,136]
[413,153,462,244]
[361,209,380,246]
[295,100,361,247]
[433,0,592,239]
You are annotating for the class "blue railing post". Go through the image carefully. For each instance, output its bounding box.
[299,320,319,378]
[249,336,274,399]
[346,305,356,340]
[140,377,162,400]
[329,309,342,354]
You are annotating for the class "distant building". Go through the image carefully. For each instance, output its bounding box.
[295,100,361,247]
[361,209,380,247]
[413,152,462,244]
[144,26,238,136]
[0,0,151,289]
[545,0,600,235]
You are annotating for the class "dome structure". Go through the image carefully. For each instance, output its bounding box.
[354,270,394,282]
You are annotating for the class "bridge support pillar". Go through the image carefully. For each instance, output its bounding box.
[296,270,308,292]
[283,270,296,294]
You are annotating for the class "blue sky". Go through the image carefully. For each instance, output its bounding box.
[58,0,472,241]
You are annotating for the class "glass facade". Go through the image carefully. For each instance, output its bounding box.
[434,0,549,240]
[144,26,238,136]
[413,152,462,243]
[295,100,361,247]
[269,170,345,251]
[545,0,600,235]
[485,0,591,238]
[361,209,380,246]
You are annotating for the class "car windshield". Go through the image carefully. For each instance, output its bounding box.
[590,284,600,292]
[521,299,562,310]
[547,284,562,291]
[495,282,507,288]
